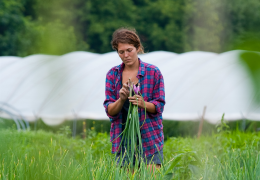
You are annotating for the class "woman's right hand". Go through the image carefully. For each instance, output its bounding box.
[107,82,129,116]
[119,82,129,102]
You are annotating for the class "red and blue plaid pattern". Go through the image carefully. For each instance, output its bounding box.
[103,59,165,157]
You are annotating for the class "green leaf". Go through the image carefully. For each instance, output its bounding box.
[165,153,183,174]
[163,173,174,180]
[190,152,202,166]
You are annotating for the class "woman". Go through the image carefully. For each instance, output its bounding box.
[103,28,165,170]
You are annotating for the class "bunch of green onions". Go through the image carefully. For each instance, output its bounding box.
[115,78,146,167]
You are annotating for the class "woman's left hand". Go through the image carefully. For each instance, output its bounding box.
[128,95,145,109]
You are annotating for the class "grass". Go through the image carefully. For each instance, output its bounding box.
[1,126,260,180]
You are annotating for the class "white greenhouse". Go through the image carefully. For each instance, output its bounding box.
[0,50,259,126]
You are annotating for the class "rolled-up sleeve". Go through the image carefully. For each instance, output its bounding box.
[103,70,120,122]
[149,68,165,117]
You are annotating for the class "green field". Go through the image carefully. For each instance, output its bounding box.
[1,125,260,180]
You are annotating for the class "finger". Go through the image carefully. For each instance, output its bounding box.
[120,89,127,97]
[122,86,130,93]
[123,87,130,94]
[121,85,127,91]
[129,99,137,103]
[122,88,129,95]
[123,83,129,89]
[129,98,139,103]
[134,101,141,106]
[135,100,142,107]
[129,94,139,98]
[133,95,141,100]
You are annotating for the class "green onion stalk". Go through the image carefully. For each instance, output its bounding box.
[114,78,146,167]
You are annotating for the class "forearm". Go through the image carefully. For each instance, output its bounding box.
[144,101,156,114]
[107,98,125,116]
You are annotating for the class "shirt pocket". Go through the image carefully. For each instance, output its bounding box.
[110,81,120,99]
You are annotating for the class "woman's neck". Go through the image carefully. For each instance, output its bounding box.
[124,58,139,71]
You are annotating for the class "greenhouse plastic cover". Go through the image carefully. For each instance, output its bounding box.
[0,50,260,125]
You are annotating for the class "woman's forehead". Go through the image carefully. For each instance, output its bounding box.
[118,43,135,51]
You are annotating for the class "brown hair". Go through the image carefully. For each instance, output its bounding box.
[111,27,144,54]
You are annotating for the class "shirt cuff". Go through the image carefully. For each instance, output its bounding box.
[105,101,120,122]
[148,100,162,117]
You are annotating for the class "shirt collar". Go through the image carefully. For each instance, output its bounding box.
[137,58,145,77]
[116,58,145,77]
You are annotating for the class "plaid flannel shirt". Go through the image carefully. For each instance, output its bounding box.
[103,58,165,157]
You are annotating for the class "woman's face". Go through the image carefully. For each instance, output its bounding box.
[117,43,139,67]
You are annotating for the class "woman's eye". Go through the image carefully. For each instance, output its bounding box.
[127,49,133,52]
[119,51,124,54]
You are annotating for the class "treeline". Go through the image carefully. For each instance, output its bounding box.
[1,0,260,56]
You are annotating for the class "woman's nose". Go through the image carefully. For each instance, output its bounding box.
[124,52,129,57]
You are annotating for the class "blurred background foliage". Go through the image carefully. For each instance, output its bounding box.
[1,0,260,56]
[238,34,260,103]
[1,117,260,140]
